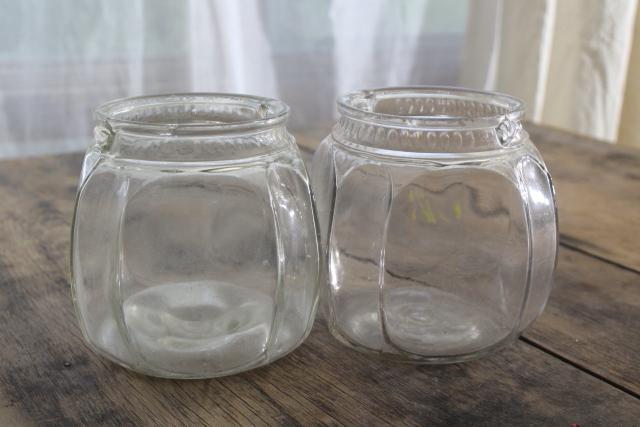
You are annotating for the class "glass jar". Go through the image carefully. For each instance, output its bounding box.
[71,94,320,378]
[311,87,557,363]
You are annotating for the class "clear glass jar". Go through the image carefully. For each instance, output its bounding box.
[71,94,320,378]
[311,87,557,363]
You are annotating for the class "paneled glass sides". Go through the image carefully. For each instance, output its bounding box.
[312,87,557,362]
[71,94,320,378]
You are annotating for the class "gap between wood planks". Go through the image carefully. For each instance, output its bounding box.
[522,240,640,401]
[520,335,640,400]
[559,236,640,275]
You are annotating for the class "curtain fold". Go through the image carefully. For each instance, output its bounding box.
[188,0,277,97]
[330,0,431,95]
[618,5,640,148]
[462,0,639,144]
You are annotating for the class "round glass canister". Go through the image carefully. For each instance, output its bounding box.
[71,94,320,378]
[311,87,557,363]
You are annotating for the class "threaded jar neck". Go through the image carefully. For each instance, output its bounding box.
[334,87,526,158]
[96,93,288,135]
[94,93,292,162]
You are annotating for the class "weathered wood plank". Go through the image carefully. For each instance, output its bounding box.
[528,123,640,272]
[523,245,640,396]
[0,151,638,425]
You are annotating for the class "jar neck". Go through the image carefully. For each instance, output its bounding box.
[94,93,291,163]
[332,87,525,157]
[102,125,291,163]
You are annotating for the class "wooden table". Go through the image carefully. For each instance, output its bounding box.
[0,123,638,426]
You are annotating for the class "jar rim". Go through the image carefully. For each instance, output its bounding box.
[337,86,525,129]
[95,93,289,133]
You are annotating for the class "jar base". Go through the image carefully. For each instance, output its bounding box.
[78,280,311,378]
[82,337,305,379]
[81,323,310,379]
[327,322,519,364]
[328,285,519,363]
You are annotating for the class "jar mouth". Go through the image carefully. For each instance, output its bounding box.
[337,86,524,129]
[95,93,289,134]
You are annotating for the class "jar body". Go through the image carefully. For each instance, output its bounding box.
[311,89,557,362]
[71,95,320,378]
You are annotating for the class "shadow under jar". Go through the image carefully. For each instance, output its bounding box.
[71,94,320,378]
[311,87,558,363]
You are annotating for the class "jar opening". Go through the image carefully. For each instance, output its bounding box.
[333,87,526,158]
[95,93,289,134]
[93,94,292,163]
[337,86,524,129]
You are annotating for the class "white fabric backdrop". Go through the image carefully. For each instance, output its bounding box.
[1,0,639,158]
[462,0,639,143]
[0,0,466,158]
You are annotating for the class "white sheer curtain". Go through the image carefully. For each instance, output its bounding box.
[187,0,277,97]
[5,0,640,159]
[0,0,467,158]
[330,0,431,94]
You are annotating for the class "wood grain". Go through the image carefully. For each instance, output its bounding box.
[0,125,638,425]
[527,123,640,272]
[524,246,640,396]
